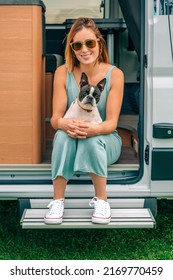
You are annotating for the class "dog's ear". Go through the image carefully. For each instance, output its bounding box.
[97,78,106,92]
[80,72,89,88]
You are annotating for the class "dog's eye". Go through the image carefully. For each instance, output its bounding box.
[93,93,98,98]
[79,90,89,102]
[93,93,100,102]
[82,91,89,96]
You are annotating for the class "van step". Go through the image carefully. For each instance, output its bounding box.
[19,198,156,209]
[21,208,155,229]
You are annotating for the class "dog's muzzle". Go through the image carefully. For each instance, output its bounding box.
[85,95,94,105]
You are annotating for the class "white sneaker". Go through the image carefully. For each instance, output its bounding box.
[44,199,64,224]
[89,197,111,224]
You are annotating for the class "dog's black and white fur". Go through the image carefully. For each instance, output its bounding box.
[64,72,106,124]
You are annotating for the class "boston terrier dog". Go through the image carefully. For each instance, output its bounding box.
[64,72,106,124]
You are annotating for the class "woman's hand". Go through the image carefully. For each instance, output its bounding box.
[67,120,100,139]
[59,118,88,139]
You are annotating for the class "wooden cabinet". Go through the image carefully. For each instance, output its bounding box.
[0,1,45,163]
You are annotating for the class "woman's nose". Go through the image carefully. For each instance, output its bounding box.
[81,43,89,51]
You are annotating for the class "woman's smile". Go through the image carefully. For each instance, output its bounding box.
[80,52,92,59]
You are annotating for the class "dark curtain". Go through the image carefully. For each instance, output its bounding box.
[118,0,141,60]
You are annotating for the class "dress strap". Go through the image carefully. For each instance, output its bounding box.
[105,65,115,93]
[106,65,115,78]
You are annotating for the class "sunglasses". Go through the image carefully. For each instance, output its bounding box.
[70,39,100,51]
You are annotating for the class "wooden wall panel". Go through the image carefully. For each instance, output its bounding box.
[0,5,45,163]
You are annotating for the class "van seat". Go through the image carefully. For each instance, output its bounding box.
[46,54,64,73]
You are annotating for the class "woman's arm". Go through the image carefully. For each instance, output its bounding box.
[50,65,87,137]
[50,65,67,130]
[97,66,124,134]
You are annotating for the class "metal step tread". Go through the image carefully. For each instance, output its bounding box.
[27,198,146,209]
[21,208,155,229]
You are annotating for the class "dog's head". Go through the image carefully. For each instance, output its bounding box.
[78,72,106,111]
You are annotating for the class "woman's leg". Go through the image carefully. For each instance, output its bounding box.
[89,173,107,201]
[74,132,122,179]
[89,133,121,201]
[53,176,67,200]
[44,130,77,224]
[89,173,111,224]
[51,130,77,182]
[74,133,121,224]
[51,130,77,199]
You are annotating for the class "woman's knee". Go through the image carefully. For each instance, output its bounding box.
[52,130,77,158]
[78,136,105,153]
[53,130,73,146]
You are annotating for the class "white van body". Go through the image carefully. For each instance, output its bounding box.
[0,0,173,229]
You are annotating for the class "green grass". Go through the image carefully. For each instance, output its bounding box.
[0,199,173,260]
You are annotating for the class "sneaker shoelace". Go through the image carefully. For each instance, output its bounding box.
[89,197,108,216]
[47,200,64,216]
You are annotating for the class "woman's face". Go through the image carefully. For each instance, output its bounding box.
[72,27,100,66]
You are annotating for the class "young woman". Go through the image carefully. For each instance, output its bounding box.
[44,17,124,225]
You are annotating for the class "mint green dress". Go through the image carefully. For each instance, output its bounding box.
[51,66,122,181]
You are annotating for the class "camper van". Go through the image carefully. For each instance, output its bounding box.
[0,0,173,229]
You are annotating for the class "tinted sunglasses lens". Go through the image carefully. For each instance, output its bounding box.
[71,39,98,51]
[71,42,82,51]
[86,40,96,48]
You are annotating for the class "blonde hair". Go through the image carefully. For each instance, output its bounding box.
[65,18,109,72]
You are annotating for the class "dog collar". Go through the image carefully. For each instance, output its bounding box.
[77,100,93,112]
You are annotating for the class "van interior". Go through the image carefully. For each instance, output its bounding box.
[0,0,143,184]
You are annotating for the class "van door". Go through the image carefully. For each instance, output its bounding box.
[147,0,173,195]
